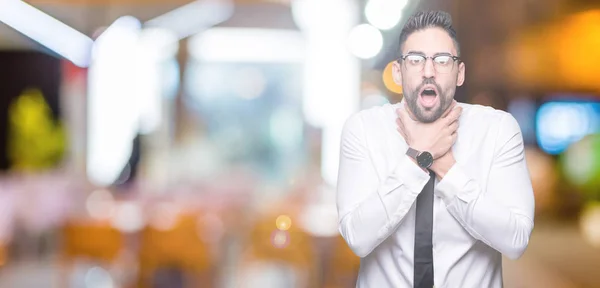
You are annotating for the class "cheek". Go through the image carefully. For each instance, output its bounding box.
[440,77,458,94]
[403,76,421,91]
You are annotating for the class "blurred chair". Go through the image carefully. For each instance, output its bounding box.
[236,211,319,288]
[321,235,360,288]
[0,242,6,268]
[136,211,217,288]
[60,220,126,287]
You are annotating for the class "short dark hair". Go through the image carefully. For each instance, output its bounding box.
[398,10,460,56]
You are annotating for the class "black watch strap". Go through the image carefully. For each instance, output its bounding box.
[406,147,420,159]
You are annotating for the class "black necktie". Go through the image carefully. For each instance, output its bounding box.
[414,170,435,288]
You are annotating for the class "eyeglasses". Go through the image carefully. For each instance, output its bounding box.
[397,54,460,74]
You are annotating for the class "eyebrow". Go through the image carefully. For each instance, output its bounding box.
[405,51,453,57]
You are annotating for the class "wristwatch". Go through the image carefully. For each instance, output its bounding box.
[406,147,434,169]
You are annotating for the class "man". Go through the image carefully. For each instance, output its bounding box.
[336,10,535,288]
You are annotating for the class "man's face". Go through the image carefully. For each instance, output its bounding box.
[392,27,465,123]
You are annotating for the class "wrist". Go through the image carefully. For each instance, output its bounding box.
[431,152,456,179]
[406,147,434,169]
[411,144,430,154]
[411,145,441,160]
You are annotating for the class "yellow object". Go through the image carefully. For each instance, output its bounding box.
[62,220,124,262]
[7,88,66,171]
[60,220,125,288]
[322,235,361,287]
[237,211,319,287]
[382,61,403,94]
[137,212,216,287]
[0,243,6,267]
[506,10,600,92]
[276,214,292,231]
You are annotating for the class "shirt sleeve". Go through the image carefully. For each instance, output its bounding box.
[336,113,431,258]
[435,113,535,260]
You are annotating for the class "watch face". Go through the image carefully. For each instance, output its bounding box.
[417,151,433,168]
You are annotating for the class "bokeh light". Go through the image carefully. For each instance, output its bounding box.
[149,202,181,231]
[86,189,116,220]
[110,202,144,233]
[580,202,600,248]
[561,134,600,198]
[271,230,290,249]
[275,215,292,231]
[365,0,408,30]
[536,101,600,155]
[347,24,383,59]
[84,266,114,288]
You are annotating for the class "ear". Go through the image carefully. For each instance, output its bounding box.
[456,61,465,87]
[392,60,403,86]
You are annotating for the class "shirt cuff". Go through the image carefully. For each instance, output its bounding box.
[380,154,431,196]
[435,162,478,205]
[378,154,431,221]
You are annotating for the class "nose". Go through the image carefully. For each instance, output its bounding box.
[422,57,436,78]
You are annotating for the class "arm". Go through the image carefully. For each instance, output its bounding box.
[336,114,430,258]
[433,113,535,260]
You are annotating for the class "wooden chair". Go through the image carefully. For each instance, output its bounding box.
[136,211,217,288]
[0,242,6,268]
[321,235,360,288]
[60,220,126,287]
[237,211,319,288]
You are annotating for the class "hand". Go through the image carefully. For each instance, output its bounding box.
[396,101,462,159]
[430,150,456,180]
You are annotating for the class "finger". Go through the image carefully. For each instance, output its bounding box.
[396,107,402,117]
[443,107,461,126]
[396,108,408,124]
[396,116,408,138]
[396,127,407,140]
[397,107,410,124]
[448,121,459,133]
[396,118,407,134]
[441,103,455,118]
[447,106,463,122]
[406,108,417,121]
[451,131,458,145]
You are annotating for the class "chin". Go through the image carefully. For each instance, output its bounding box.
[415,107,442,123]
[418,103,440,112]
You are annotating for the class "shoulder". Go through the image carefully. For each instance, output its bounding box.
[459,102,520,130]
[458,102,522,145]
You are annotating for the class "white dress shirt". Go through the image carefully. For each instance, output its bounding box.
[336,101,535,288]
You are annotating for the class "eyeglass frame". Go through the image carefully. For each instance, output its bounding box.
[396,53,461,74]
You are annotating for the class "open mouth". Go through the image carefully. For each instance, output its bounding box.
[419,87,438,108]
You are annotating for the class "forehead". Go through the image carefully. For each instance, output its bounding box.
[402,27,457,55]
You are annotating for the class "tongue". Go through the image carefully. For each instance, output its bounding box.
[421,94,436,105]
[419,94,437,108]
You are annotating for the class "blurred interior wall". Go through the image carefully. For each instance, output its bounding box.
[0,50,61,170]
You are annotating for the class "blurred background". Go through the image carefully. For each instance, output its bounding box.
[0,0,599,287]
